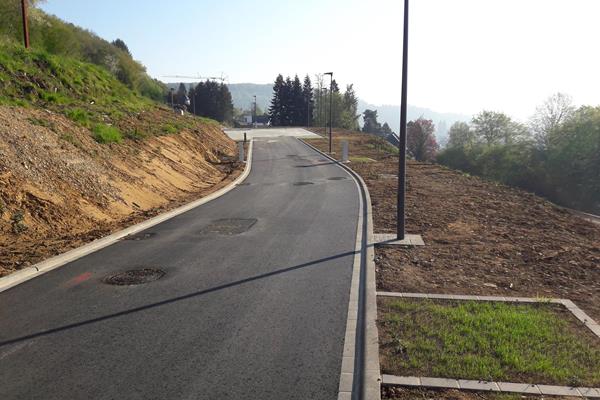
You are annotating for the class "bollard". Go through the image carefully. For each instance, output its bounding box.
[238,142,245,162]
[342,140,349,162]
[244,132,247,143]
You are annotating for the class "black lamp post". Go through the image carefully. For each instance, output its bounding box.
[324,72,333,153]
[397,0,409,240]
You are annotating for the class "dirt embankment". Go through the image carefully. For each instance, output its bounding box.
[0,106,241,276]
[307,130,600,322]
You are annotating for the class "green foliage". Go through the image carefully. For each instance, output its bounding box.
[92,124,122,144]
[439,104,600,213]
[380,298,600,386]
[189,80,233,123]
[65,108,91,127]
[0,2,166,99]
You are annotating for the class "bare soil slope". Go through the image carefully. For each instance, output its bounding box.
[0,106,241,276]
[307,131,600,321]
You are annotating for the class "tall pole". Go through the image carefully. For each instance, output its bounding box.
[397,0,409,240]
[325,72,333,153]
[21,0,30,49]
[253,95,256,128]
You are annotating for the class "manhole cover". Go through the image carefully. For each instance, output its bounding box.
[123,232,156,241]
[200,218,257,235]
[327,177,348,181]
[103,268,165,285]
[293,181,314,186]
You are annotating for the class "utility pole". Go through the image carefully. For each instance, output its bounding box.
[324,72,333,153]
[21,0,30,49]
[397,0,409,241]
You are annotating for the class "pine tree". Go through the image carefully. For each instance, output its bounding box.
[291,75,303,126]
[268,74,285,126]
[302,75,313,127]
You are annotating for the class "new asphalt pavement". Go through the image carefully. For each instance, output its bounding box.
[0,135,360,400]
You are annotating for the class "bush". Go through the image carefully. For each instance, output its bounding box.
[66,108,91,127]
[93,124,122,144]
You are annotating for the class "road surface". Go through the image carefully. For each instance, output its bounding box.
[0,136,359,400]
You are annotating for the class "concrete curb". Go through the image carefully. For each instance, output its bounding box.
[0,140,254,293]
[381,375,600,398]
[377,291,600,339]
[300,139,381,400]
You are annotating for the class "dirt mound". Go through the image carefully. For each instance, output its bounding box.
[0,106,241,276]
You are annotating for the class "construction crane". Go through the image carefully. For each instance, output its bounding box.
[162,74,228,83]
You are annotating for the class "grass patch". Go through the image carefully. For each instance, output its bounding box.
[161,123,178,134]
[378,298,600,387]
[92,124,122,144]
[65,108,91,127]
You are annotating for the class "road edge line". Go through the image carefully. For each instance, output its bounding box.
[300,139,381,400]
[0,140,254,293]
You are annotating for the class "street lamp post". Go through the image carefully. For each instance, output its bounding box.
[324,72,333,153]
[21,0,30,49]
[397,0,409,240]
[253,95,257,128]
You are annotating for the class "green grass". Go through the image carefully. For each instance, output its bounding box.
[378,298,600,387]
[65,108,91,127]
[92,124,122,144]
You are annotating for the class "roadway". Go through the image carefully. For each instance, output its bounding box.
[0,134,359,400]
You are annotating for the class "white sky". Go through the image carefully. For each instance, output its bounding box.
[41,0,600,120]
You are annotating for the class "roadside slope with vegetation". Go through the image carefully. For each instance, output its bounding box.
[0,2,241,276]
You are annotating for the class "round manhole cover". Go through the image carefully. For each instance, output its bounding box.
[103,268,165,285]
[327,177,348,181]
[293,181,314,186]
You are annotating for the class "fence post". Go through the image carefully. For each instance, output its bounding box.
[238,142,245,162]
[342,140,349,162]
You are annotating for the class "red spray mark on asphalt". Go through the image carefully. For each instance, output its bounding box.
[65,271,92,287]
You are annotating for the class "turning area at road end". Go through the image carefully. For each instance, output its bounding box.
[224,127,321,141]
[0,136,362,400]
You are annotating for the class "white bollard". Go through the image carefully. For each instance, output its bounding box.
[342,140,349,162]
[238,142,245,162]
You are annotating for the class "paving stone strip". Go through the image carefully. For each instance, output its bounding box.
[381,375,600,398]
[378,292,600,398]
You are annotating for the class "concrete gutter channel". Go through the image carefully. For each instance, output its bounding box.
[0,140,254,293]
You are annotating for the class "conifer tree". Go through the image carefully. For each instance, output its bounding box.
[268,74,285,126]
[302,75,313,127]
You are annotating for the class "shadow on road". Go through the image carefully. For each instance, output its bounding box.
[0,249,357,348]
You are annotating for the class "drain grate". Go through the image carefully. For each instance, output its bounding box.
[293,181,314,186]
[103,268,165,285]
[123,232,156,241]
[327,177,348,181]
[200,218,257,235]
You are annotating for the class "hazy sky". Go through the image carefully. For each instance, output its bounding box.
[40,0,600,120]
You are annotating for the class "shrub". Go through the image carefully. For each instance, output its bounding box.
[93,124,122,144]
[66,108,91,127]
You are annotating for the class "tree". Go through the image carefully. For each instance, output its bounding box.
[175,82,187,106]
[268,74,285,126]
[381,122,394,136]
[111,38,131,56]
[340,84,359,130]
[530,93,575,149]
[191,80,233,122]
[302,75,313,127]
[407,117,438,162]
[362,109,381,134]
[472,110,526,145]
[290,75,303,125]
[447,121,476,148]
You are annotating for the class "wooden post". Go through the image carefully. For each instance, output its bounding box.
[21,0,30,49]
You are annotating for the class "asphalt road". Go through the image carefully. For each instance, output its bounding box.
[0,137,360,400]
